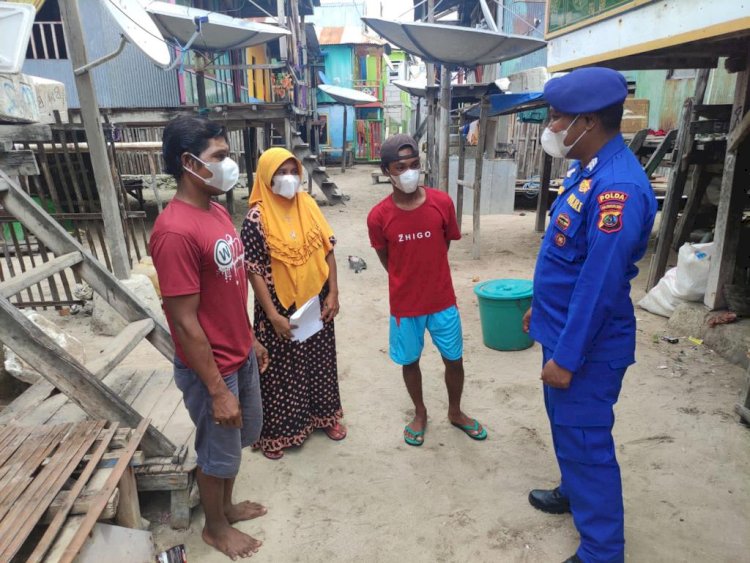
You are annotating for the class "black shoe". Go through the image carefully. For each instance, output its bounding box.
[562,555,582,563]
[528,486,571,514]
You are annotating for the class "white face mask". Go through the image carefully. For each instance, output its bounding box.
[272,174,300,199]
[540,115,587,159]
[392,168,420,194]
[184,155,239,193]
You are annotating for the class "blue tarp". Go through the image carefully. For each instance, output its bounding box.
[466,92,546,119]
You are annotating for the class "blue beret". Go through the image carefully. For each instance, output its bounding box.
[544,67,627,114]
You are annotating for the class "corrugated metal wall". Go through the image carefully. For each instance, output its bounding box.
[627,66,736,130]
[500,0,547,76]
[22,0,180,109]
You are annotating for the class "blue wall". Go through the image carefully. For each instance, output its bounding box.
[318,103,355,157]
[22,0,179,109]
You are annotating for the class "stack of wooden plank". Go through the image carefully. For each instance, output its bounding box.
[0,418,148,562]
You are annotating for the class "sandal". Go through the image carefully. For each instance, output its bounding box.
[404,424,425,447]
[451,418,487,441]
[262,449,284,460]
[324,422,347,441]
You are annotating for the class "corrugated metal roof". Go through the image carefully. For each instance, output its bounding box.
[318,26,384,46]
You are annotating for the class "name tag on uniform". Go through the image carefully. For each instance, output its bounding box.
[567,193,583,213]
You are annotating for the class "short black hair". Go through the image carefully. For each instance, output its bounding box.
[596,103,624,131]
[162,116,228,180]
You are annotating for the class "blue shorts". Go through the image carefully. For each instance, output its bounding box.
[389,305,463,365]
[173,353,263,479]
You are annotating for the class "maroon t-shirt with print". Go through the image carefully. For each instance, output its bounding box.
[150,199,253,376]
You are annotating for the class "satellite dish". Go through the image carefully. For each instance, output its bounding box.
[146,1,291,51]
[319,84,377,105]
[0,1,35,73]
[361,18,546,66]
[101,0,171,68]
[392,79,427,98]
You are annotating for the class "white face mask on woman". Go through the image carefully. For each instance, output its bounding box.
[392,168,420,194]
[272,174,301,199]
[540,114,588,159]
[184,155,240,193]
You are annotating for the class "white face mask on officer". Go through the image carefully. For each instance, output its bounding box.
[184,154,239,193]
[541,114,588,159]
[392,168,420,194]
[272,174,301,199]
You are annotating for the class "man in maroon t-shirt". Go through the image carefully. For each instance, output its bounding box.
[150,116,269,560]
[367,134,487,447]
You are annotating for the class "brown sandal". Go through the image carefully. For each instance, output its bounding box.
[262,449,284,460]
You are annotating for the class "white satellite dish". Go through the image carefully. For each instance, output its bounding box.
[101,0,171,68]
[0,1,36,73]
[319,84,377,105]
[146,1,291,51]
[362,18,546,67]
[392,79,427,98]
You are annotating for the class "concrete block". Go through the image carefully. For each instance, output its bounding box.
[0,73,40,123]
[4,311,85,384]
[26,75,67,124]
[92,274,164,336]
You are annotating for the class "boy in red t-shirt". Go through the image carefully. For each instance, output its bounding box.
[150,116,269,560]
[367,134,487,446]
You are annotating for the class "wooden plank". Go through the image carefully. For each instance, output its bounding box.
[135,470,190,491]
[43,515,84,563]
[672,166,712,249]
[534,152,554,233]
[0,251,82,299]
[0,123,53,143]
[115,466,141,528]
[27,423,118,563]
[456,111,467,231]
[0,150,39,177]
[85,319,154,379]
[129,369,171,422]
[704,49,750,309]
[0,425,33,467]
[0,421,103,561]
[0,171,175,359]
[472,96,490,260]
[644,129,678,177]
[0,298,174,456]
[727,106,750,152]
[627,128,649,155]
[142,377,182,434]
[43,470,120,524]
[56,418,149,563]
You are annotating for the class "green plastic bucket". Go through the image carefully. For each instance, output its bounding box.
[474,279,534,351]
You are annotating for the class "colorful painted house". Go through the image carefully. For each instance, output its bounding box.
[316,26,387,162]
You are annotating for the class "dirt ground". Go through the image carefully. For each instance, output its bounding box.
[12,165,750,561]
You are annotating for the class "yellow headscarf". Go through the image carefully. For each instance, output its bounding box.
[249,147,334,310]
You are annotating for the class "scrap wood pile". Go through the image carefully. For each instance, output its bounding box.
[0,418,148,562]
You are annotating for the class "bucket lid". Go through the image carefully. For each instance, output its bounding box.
[474,279,533,300]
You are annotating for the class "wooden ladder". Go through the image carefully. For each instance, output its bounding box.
[0,166,176,458]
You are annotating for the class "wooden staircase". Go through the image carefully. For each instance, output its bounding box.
[290,132,347,205]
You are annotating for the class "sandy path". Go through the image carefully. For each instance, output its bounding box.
[137,167,750,562]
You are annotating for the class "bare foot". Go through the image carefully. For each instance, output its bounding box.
[226,501,267,524]
[404,411,427,444]
[202,524,262,560]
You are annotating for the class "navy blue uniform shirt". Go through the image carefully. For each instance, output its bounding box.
[530,134,658,372]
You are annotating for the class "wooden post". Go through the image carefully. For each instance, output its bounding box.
[535,151,553,233]
[115,467,142,529]
[438,65,451,192]
[705,49,750,309]
[646,69,710,290]
[472,96,490,260]
[341,105,348,174]
[456,111,467,231]
[276,0,287,60]
[673,165,712,249]
[425,0,435,186]
[58,0,130,279]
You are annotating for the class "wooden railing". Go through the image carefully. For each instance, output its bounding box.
[27,22,67,60]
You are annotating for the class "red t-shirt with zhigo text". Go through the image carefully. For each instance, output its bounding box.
[150,199,253,376]
[367,187,461,318]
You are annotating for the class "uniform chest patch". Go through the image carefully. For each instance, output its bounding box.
[554,232,566,247]
[578,179,592,193]
[566,193,583,213]
[555,212,571,231]
[597,191,628,205]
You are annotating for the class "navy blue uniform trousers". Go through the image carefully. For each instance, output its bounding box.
[542,347,627,563]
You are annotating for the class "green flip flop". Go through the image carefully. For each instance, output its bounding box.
[404,424,425,446]
[451,418,488,441]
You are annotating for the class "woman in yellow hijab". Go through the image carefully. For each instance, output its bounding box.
[241,147,345,459]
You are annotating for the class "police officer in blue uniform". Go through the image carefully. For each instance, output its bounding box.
[522,67,657,563]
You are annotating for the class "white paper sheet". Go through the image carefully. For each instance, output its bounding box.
[290,296,324,342]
